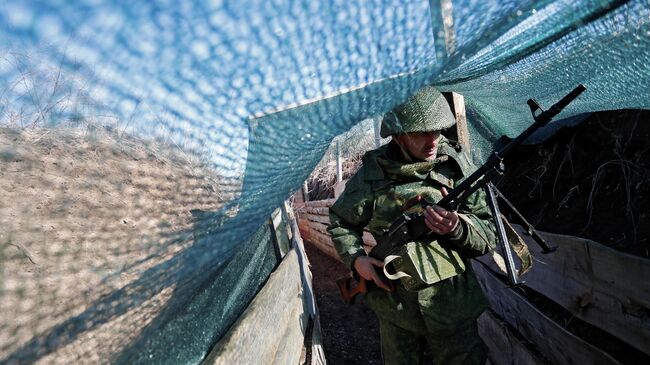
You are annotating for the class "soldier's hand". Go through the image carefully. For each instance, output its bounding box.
[424,187,459,235]
[353,256,393,292]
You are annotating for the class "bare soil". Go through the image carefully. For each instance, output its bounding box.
[304,243,382,365]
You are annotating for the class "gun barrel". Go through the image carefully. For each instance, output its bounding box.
[502,84,586,157]
[552,84,587,113]
[436,85,586,212]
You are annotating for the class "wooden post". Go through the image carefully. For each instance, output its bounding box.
[430,0,470,153]
[335,140,342,183]
[374,118,382,148]
[302,181,309,202]
[429,0,457,62]
[448,92,470,153]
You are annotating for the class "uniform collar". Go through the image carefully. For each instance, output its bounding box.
[361,136,457,188]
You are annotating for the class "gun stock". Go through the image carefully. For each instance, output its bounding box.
[336,276,367,304]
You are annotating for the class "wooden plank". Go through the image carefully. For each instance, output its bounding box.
[207,201,326,364]
[451,93,470,153]
[309,316,327,365]
[333,180,347,199]
[206,250,304,364]
[308,221,329,235]
[302,206,329,216]
[294,188,306,205]
[429,0,456,62]
[270,208,290,257]
[298,218,312,241]
[298,198,376,260]
[302,181,310,202]
[271,295,306,365]
[306,229,340,262]
[472,261,620,365]
[441,91,470,153]
[287,203,328,365]
[304,213,330,225]
[477,226,650,355]
[303,199,336,208]
[477,311,546,365]
[307,221,375,250]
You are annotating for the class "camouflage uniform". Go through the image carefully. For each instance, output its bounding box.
[328,87,496,365]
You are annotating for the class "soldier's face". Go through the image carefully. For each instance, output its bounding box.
[396,131,442,161]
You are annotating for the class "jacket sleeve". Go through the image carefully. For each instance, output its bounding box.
[442,188,497,257]
[327,172,374,271]
[441,151,497,257]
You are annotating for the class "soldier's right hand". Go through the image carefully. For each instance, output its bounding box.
[353,256,393,292]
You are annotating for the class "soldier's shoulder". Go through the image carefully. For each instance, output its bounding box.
[439,137,476,175]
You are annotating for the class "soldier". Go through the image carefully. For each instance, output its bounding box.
[328,86,496,365]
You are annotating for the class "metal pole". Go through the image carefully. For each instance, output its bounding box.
[492,186,556,253]
[485,183,522,286]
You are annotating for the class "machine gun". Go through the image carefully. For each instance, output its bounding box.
[338,85,586,303]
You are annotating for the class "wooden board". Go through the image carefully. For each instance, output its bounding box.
[302,220,375,257]
[270,295,307,365]
[477,311,546,365]
[333,180,348,199]
[308,316,327,365]
[301,206,329,216]
[288,203,328,365]
[477,226,650,355]
[472,261,620,365]
[305,228,340,261]
[306,221,330,235]
[205,250,306,364]
[303,199,336,208]
[304,213,330,225]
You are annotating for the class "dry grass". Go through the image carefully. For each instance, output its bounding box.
[306,120,385,200]
[307,151,364,200]
[0,126,236,364]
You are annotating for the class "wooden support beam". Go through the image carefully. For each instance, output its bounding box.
[302,181,310,202]
[430,0,470,154]
[335,140,342,183]
[472,261,620,365]
[477,311,545,365]
[374,117,382,148]
[429,0,457,62]
[477,225,650,355]
[443,92,471,153]
[205,250,305,364]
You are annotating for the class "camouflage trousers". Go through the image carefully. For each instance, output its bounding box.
[364,270,488,365]
[379,319,486,365]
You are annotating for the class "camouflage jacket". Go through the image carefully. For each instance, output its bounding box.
[328,136,496,278]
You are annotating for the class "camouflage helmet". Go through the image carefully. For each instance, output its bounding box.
[380,85,456,138]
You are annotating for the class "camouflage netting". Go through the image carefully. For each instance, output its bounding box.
[1,0,649,363]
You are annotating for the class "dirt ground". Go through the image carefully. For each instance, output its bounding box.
[0,127,234,363]
[304,243,382,364]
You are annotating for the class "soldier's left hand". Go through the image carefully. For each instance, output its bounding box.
[424,187,459,235]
